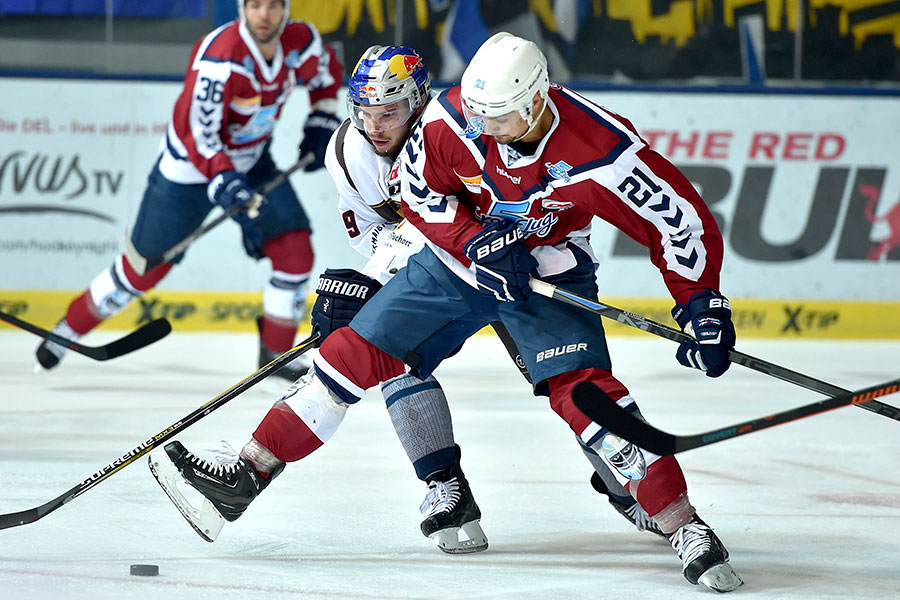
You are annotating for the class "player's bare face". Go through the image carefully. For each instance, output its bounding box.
[243,0,284,45]
[360,102,415,156]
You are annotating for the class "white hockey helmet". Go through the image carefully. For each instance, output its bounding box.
[460,32,550,139]
[237,0,291,36]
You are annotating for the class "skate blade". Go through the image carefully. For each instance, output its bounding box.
[148,450,225,543]
[698,562,744,593]
[430,520,489,554]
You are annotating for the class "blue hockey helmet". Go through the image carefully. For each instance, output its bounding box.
[347,45,431,133]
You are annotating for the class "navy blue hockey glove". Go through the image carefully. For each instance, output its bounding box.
[672,290,736,378]
[310,268,382,346]
[463,220,538,302]
[299,110,340,172]
[207,170,263,258]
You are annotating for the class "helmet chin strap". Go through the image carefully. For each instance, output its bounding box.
[510,94,549,143]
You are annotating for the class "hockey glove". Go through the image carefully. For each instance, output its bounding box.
[299,110,341,172]
[207,170,263,257]
[310,268,383,346]
[463,220,538,302]
[672,290,736,378]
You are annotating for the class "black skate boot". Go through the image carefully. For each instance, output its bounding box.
[149,440,283,542]
[668,514,743,592]
[257,317,312,385]
[590,472,666,539]
[35,319,80,370]
[419,459,488,554]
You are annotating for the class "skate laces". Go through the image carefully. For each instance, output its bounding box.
[624,502,659,532]
[419,478,461,517]
[669,520,713,569]
[185,442,242,478]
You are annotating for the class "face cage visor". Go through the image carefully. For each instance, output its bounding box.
[348,97,418,134]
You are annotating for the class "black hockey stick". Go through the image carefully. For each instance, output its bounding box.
[0,311,171,361]
[0,332,320,531]
[573,377,900,455]
[529,278,900,423]
[126,156,312,275]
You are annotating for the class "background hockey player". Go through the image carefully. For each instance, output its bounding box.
[151,32,742,592]
[36,0,342,385]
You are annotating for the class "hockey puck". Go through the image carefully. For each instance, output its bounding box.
[129,564,159,577]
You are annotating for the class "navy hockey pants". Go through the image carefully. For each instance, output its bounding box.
[349,244,613,395]
[130,151,310,261]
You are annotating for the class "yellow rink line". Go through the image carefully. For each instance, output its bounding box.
[1,290,898,339]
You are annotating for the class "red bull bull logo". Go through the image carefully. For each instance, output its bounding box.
[388,54,420,81]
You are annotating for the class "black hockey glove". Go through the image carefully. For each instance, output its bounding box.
[463,220,538,302]
[310,268,382,346]
[207,169,263,258]
[299,110,341,172]
[672,290,736,378]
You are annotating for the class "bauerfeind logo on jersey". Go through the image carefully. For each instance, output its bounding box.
[536,342,588,362]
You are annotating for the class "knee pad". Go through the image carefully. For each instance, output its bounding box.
[263,232,313,322]
[264,270,310,322]
[281,372,348,444]
[88,256,140,318]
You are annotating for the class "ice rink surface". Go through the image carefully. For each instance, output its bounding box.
[0,328,898,600]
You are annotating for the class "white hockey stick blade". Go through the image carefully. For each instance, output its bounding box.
[429,520,489,554]
[698,561,744,593]
[148,450,225,543]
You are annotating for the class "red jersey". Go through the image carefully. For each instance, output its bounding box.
[399,84,723,304]
[158,19,341,184]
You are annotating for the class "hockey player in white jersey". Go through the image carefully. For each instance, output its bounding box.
[316,45,487,553]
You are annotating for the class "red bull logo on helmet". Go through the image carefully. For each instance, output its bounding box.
[359,85,379,99]
[388,54,421,81]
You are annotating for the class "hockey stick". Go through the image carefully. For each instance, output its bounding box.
[572,377,900,455]
[0,311,171,361]
[0,332,320,531]
[126,156,312,275]
[528,278,900,423]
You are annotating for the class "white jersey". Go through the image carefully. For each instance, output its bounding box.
[324,119,429,284]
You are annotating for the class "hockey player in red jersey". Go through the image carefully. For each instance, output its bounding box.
[36,0,342,384]
[151,33,742,591]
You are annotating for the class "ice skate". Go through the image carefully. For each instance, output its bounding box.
[257,317,312,388]
[419,464,488,554]
[34,319,80,371]
[668,514,743,592]
[148,440,282,542]
[589,472,666,539]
